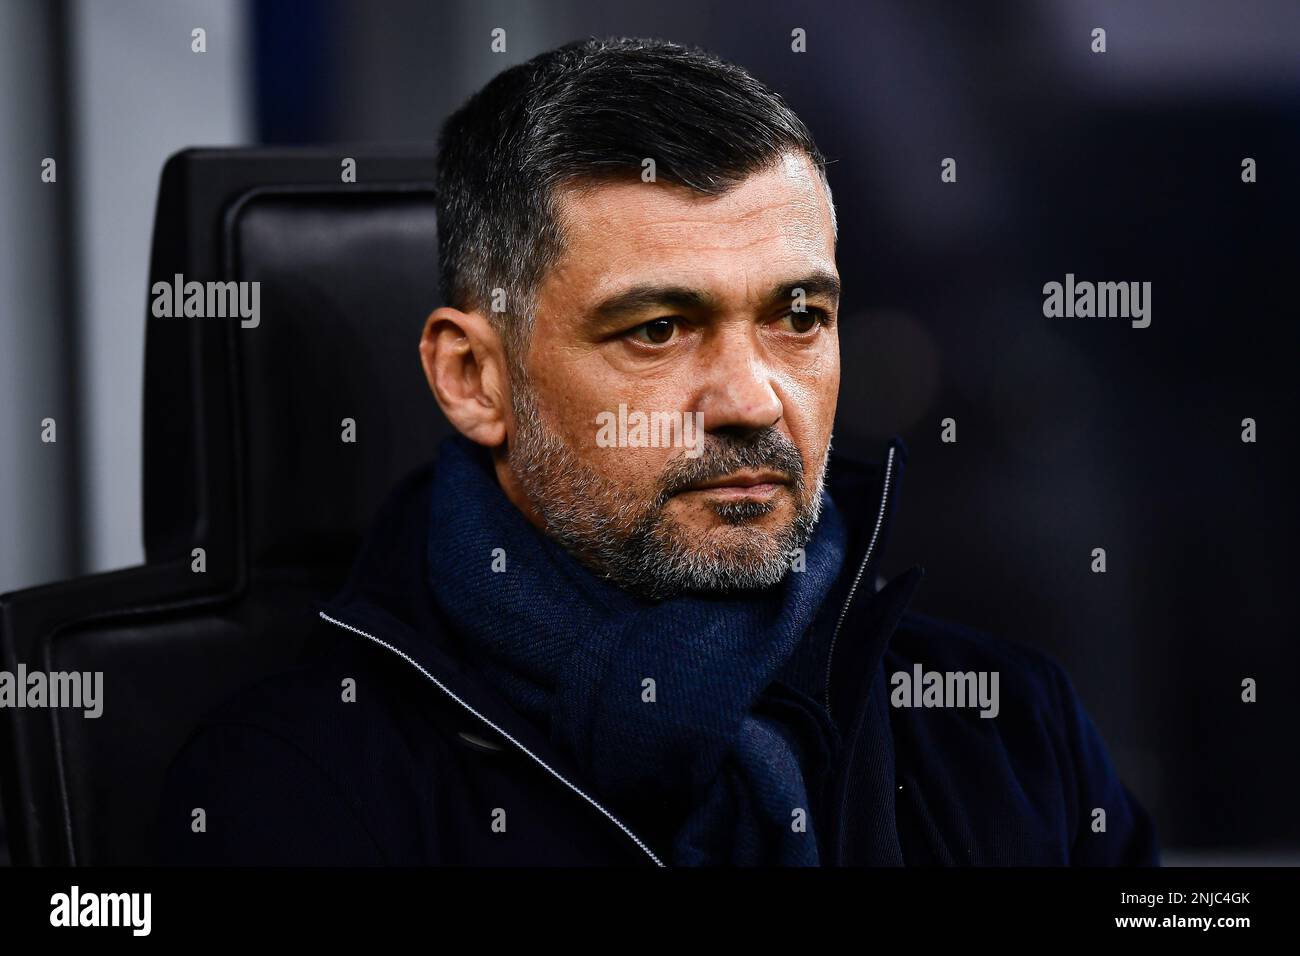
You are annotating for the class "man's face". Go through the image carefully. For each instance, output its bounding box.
[506,150,840,598]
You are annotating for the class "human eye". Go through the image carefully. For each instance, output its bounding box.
[627,316,683,345]
[776,307,831,334]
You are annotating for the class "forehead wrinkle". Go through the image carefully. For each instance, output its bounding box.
[540,165,835,319]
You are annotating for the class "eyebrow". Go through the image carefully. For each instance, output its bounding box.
[590,270,841,322]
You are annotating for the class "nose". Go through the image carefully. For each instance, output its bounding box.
[693,326,782,433]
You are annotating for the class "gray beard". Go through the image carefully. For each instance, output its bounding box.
[506,378,829,600]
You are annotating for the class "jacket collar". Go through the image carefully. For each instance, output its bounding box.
[314,436,920,864]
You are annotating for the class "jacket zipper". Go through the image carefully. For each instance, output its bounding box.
[318,611,666,867]
[823,445,897,713]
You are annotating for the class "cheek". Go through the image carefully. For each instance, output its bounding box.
[526,353,605,439]
[539,385,682,493]
[783,352,839,431]
[779,356,838,482]
[606,445,681,489]
[814,347,840,426]
[819,363,840,428]
[533,351,691,478]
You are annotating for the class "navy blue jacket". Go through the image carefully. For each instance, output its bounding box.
[156,440,1160,866]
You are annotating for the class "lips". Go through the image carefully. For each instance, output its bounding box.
[679,470,790,493]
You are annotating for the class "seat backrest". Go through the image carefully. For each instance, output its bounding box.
[0,147,453,864]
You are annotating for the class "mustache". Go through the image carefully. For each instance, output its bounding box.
[657,428,806,500]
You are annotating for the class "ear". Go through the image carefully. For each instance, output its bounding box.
[419,306,511,449]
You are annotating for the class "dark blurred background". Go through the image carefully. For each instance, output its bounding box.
[1,0,1296,864]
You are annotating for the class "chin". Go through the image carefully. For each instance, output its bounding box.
[672,516,791,560]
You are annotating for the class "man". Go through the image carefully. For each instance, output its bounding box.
[157,37,1158,866]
